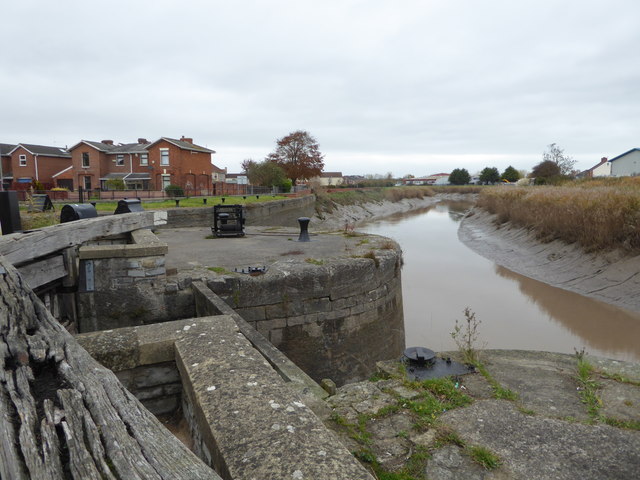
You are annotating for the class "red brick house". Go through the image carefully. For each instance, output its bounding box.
[7,143,72,189]
[68,136,215,192]
[145,137,215,192]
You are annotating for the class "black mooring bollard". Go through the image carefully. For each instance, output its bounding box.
[297,217,311,242]
[221,197,225,203]
[203,198,207,204]
[175,199,180,207]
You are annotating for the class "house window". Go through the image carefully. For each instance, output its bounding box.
[116,154,124,166]
[160,148,169,166]
[161,174,171,190]
[82,152,90,167]
[83,176,92,190]
[140,153,148,166]
[19,154,26,166]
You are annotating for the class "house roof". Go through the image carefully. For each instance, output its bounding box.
[69,140,120,152]
[211,164,226,174]
[0,143,17,156]
[9,143,71,158]
[608,148,640,163]
[148,137,216,154]
[110,143,149,154]
[320,172,343,177]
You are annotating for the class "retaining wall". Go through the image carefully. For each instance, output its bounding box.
[205,248,405,386]
[161,194,316,228]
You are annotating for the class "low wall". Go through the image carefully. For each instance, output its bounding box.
[205,247,405,386]
[160,195,316,228]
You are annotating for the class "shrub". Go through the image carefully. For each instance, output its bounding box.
[164,184,184,197]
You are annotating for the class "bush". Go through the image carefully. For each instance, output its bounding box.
[164,184,184,197]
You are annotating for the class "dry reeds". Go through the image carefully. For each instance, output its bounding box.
[477,180,640,252]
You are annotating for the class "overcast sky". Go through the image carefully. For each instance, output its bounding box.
[2,0,639,176]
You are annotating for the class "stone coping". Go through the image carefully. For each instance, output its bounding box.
[77,316,373,480]
[79,227,168,259]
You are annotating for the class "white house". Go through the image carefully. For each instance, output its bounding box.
[609,148,640,177]
[583,157,611,178]
[315,172,343,186]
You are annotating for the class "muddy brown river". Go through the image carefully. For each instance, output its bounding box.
[361,200,640,362]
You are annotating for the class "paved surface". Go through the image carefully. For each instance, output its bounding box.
[325,350,640,480]
[155,226,385,273]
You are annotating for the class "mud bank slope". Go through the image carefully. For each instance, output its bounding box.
[312,193,473,230]
[459,208,640,313]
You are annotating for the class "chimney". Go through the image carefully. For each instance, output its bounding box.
[601,157,608,164]
[180,136,193,144]
[102,139,114,145]
[138,138,149,144]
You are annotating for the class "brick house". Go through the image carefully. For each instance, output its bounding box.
[7,143,72,189]
[68,136,215,192]
[145,137,215,192]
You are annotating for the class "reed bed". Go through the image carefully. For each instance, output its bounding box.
[477,180,640,252]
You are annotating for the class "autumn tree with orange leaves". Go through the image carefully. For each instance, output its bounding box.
[266,130,324,185]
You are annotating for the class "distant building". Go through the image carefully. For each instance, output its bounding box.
[342,175,365,185]
[580,157,611,178]
[7,143,72,189]
[402,173,450,185]
[68,136,215,192]
[609,148,640,177]
[212,164,227,183]
[225,173,249,185]
[314,172,344,186]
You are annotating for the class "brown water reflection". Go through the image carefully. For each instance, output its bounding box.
[495,266,640,359]
[361,201,640,362]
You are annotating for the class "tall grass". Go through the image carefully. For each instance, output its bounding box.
[477,179,640,252]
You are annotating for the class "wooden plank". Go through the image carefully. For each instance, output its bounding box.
[0,255,219,479]
[0,211,167,266]
[18,254,66,289]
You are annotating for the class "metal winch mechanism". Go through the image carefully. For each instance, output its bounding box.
[402,346,474,380]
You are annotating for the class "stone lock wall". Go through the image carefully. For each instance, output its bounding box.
[76,228,193,332]
[207,247,405,386]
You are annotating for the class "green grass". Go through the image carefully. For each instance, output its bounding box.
[207,266,232,275]
[574,354,602,419]
[468,445,501,470]
[475,364,519,401]
[304,258,324,265]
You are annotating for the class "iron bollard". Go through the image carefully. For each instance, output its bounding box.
[203,198,207,204]
[175,199,180,207]
[297,217,311,242]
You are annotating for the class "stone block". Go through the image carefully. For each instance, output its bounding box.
[303,297,331,314]
[133,364,181,389]
[237,305,266,322]
[128,269,146,278]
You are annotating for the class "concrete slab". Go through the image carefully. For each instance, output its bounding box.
[439,399,640,480]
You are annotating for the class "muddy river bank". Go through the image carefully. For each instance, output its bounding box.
[316,194,640,362]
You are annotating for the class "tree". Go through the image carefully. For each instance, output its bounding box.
[479,167,501,184]
[543,143,576,176]
[243,159,287,188]
[449,168,471,185]
[529,160,561,184]
[501,165,521,183]
[267,130,324,184]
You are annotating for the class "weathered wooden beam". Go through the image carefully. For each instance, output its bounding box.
[17,254,66,289]
[0,211,167,266]
[0,255,219,479]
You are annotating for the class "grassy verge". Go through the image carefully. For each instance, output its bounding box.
[18,194,289,229]
[476,177,640,252]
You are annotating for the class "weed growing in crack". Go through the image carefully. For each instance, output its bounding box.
[451,307,484,365]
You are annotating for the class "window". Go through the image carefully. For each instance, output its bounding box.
[19,154,26,166]
[116,154,124,166]
[140,153,148,166]
[82,152,90,167]
[83,176,92,190]
[160,148,169,166]
[161,174,171,190]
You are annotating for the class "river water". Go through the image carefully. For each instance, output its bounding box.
[360,200,640,362]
